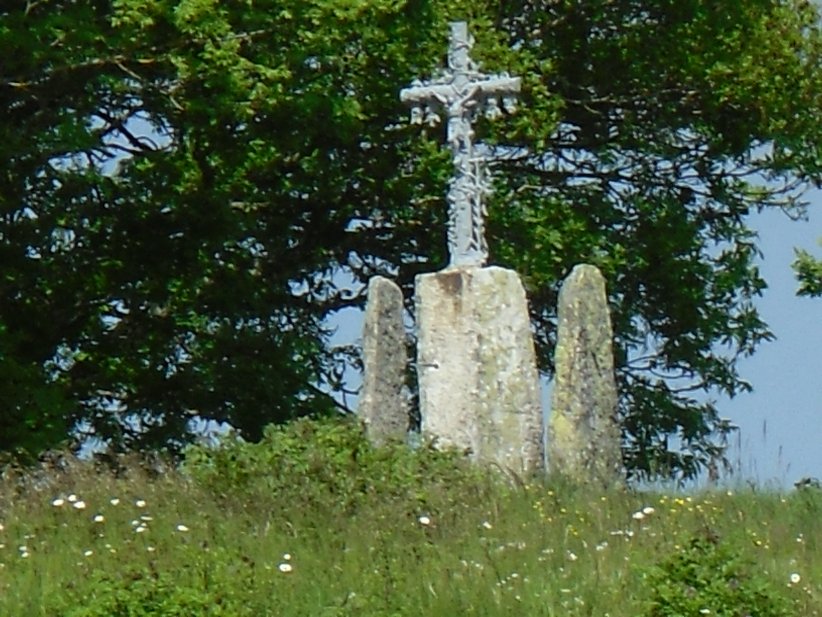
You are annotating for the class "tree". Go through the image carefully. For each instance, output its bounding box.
[794,239,822,297]
[2,0,821,479]
[1,0,442,456]
[477,0,822,478]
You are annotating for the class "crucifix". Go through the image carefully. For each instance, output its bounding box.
[400,21,521,268]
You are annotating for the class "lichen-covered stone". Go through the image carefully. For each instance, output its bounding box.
[416,266,543,473]
[359,276,408,445]
[548,264,623,486]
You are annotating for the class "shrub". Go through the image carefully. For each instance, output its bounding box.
[182,416,496,515]
[644,533,793,617]
[57,570,247,617]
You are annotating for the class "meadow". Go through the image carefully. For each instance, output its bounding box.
[0,416,820,616]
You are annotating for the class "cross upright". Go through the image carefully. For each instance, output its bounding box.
[400,21,521,268]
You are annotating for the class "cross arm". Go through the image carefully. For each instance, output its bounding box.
[474,75,521,97]
[400,82,455,106]
[401,76,522,108]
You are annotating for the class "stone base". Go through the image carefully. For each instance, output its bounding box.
[415,266,543,473]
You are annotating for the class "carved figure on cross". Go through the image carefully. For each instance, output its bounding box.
[400,21,521,268]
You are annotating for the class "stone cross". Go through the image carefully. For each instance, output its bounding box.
[400,21,521,268]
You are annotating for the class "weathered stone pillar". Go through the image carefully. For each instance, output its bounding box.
[359,276,408,445]
[548,264,623,486]
[416,266,543,473]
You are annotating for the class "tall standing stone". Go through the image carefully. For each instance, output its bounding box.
[548,264,623,486]
[359,276,408,445]
[416,266,544,473]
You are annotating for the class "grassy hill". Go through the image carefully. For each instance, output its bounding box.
[0,417,819,616]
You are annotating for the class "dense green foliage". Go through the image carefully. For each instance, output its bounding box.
[1,418,821,615]
[645,535,792,616]
[62,571,242,617]
[2,0,822,477]
[794,238,822,297]
[182,415,491,512]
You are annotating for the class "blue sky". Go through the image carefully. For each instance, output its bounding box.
[720,195,822,486]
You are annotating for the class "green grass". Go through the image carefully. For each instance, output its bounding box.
[0,417,820,616]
